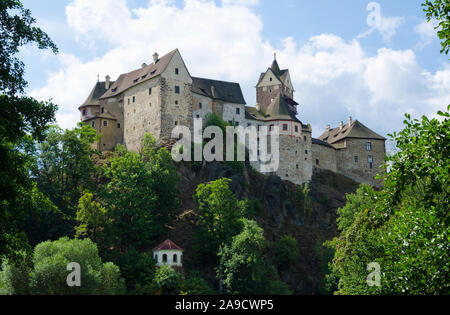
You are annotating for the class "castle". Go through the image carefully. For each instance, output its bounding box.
[79,49,386,187]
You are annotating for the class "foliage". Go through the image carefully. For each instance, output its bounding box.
[181,272,215,295]
[75,192,109,245]
[0,238,125,295]
[193,178,246,265]
[0,0,58,262]
[422,0,450,55]
[271,235,300,272]
[326,107,450,295]
[294,183,312,215]
[153,265,182,295]
[100,139,179,251]
[217,219,291,295]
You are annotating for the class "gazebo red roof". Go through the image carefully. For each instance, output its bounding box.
[153,239,183,251]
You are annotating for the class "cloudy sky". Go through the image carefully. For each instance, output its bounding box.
[20,0,449,138]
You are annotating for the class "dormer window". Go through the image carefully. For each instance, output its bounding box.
[150,70,156,75]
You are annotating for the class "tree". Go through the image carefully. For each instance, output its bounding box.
[153,265,182,295]
[0,238,125,295]
[193,178,246,265]
[422,0,450,54]
[217,219,291,295]
[0,0,58,262]
[181,272,215,295]
[326,107,450,295]
[271,235,300,272]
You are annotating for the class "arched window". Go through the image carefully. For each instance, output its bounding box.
[173,254,178,263]
[162,254,167,263]
[154,254,158,263]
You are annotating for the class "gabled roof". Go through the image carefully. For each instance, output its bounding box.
[312,138,335,149]
[192,77,246,105]
[318,120,387,144]
[245,94,300,123]
[153,240,183,251]
[79,81,115,109]
[99,49,178,99]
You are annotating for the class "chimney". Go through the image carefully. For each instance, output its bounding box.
[326,124,331,132]
[141,62,147,68]
[211,86,216,98]
[348,116,353,126]
[339,121,344,130]
[153,52,159,64]
[105,75,111,90]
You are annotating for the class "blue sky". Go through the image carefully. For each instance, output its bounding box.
[20,0,449,138]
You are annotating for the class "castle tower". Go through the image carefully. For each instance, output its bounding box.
[256,54,296,113]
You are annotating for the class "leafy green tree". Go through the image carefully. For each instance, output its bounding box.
[422,0,450,54]
[218,219,291,295]
[153,265,182,295]
[0,0,58,262]
[326,107,450,295]
[75,192,110,246]
[193,178,246,265]
[271,235,300,272]
[0,238,125,295]
[181,273,215,295]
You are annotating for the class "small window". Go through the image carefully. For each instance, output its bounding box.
[128,98,130,105]
[283,124,288,131]
[270,125,274,131]
[304,136,307,141]
[368,156,374,169]
[175,100,179,106]
[162,254,167,263]
[175,121,179,126]
[366,142,372,151]
[175,68,179,75]
[117,123,121,129]
[295,125,299,132]
[173,254,178,263]
[305,150,308,155]
[103,121,108,127]
[199,102,202,109]
[236,108,240,115]
[316,159,320,166]
[175,86,180,94]
[270,77,273,82]
[354,156,359,163]
[132,96,135,103]
[101,107,105,114]
[236,122,240,126]
[296,165,299,169]
[91,121,95,128]
[82,110,86,116]
[149,88,152,95]
[154,254,158,262]
[196,115,200,118]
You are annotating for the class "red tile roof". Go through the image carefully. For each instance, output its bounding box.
[153,239,183,251]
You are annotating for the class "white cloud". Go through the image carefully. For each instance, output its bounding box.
[415,19,439,50]
[32,0,449,140]
[221,0,260,6]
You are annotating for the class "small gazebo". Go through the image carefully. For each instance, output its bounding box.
[153,239,184,267]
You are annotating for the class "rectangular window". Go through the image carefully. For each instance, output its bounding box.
[295,125,299,132]
[354,156,359,163]
[368,156,374,169]
[236,108,240,115]
[91,121,95,128]
[175,86,180,94]
[175,68,179,75]
[101,107,105,114]
[270,125,274,131]
[149,88,152,95]
[132,96,135,103]
[366,142,372,151]
[175,100,179,106]
[305,150,308,155]
[304,136,307,141]
[103,121,108,127]
[283,124,288,131]
[316,159,320,166]
[128,98,130,105]
[82,110,86,116]
[117,123,121,129]
[199,102,202,109]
